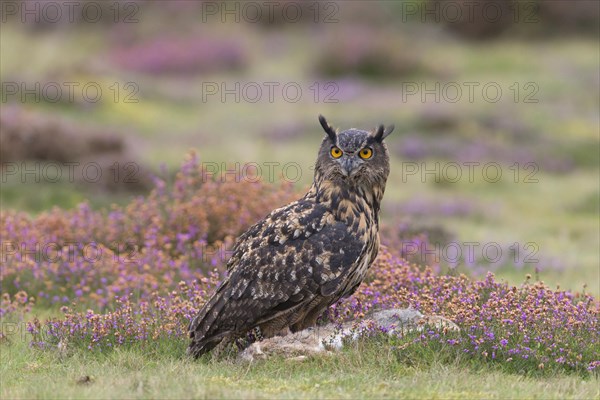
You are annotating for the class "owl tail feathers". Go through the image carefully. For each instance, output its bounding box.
[186,337,219,359]
[187,328,234,359]
[187,291,231,359]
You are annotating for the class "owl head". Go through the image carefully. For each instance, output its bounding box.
[314,115,394,189]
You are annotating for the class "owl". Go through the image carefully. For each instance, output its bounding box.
[187,115,394,358]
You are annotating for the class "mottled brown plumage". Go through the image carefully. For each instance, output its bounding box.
[187,115,394,358]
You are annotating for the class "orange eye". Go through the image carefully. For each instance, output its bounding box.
[359,148,373,159]
[330,147,343,159]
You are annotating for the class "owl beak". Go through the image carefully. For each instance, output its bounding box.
[340,158,359,177]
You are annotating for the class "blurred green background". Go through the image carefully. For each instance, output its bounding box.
[1,0,598,294]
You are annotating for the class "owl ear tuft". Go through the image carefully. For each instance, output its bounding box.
[318,114,337,142]
[373,124,395,142]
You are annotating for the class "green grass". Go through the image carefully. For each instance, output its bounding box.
[2,334,598,399]
[0,179,135,213]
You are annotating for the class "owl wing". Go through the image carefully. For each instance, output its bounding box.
[187,199,364,357]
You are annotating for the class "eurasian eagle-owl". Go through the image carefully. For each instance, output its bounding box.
[188,115,394,358]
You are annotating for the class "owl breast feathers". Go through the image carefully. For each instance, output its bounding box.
[188,115,394,358]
